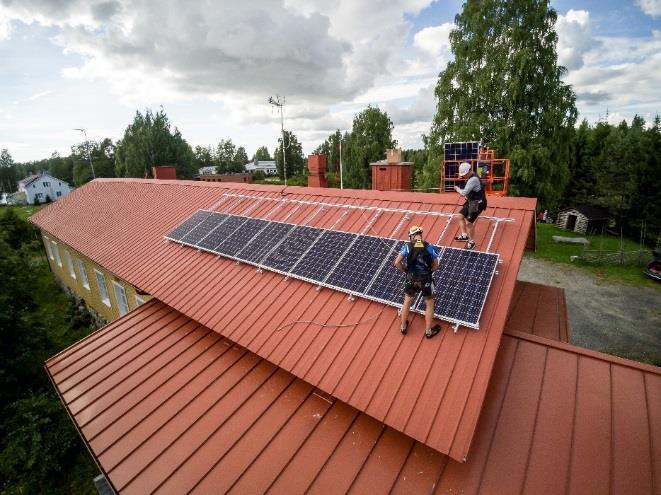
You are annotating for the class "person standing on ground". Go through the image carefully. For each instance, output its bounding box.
[453,162,487,250]
[394,226,442,338]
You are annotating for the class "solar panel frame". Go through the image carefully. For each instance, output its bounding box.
[213,217,270,257]
[178,212,228,246]
[260,225,325,274]
[290,230,357,284]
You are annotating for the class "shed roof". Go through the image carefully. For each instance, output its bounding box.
[46,300,661,494]
[32,179,536,461]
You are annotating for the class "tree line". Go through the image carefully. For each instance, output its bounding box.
[1,0,660,244]
[0,209,99,493]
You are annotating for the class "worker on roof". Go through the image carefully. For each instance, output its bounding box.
[453,162,487,250]
[394,225,442,338]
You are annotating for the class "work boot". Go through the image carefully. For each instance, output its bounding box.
[454,234,469,242]
[466,240,475,250]
[401,320,409,335]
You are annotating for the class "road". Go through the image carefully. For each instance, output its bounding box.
[517,256,661,366]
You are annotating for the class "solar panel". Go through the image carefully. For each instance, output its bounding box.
[261,225,324,273]
[166,210,500,330]
[180,212,227,245]
[415,247,498,328]
[213,217,269,257]
[364,241,407,303]
[326,236,396,294]
[196,214,242,251]
[235,221,294,264]
[290,230,356,282]
[165,210,213,241]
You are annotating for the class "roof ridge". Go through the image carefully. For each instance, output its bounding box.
[504,328,661,375]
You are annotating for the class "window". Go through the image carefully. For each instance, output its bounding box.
[56,191,62,197]
[112,281,129,316]
[64,250,76,279]
[44,237,54,260]
[43,181,50,187]
[94,269,111,306]
[35,193,44,200]
[51,241,62,266]
[78,259,90,289]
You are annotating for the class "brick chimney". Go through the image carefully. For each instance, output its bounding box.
[370,149,412,191]
[307,154,327,188]
[152,166,177,180]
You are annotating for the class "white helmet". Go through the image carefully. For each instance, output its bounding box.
[458,162,471,177]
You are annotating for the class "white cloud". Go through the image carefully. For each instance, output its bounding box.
[566,30,661,120]
[637,0,661,17]
[556,10,600,71]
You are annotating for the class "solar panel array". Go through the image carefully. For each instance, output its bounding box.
[444,141,481,161]
[166,210,499,329]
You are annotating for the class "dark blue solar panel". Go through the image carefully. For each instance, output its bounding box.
[213,217,269,256]
[261,225,324,273]
[364,241,407,303]
[180,212,227,245]
[196,214,245,251]
[290,230,357,282]
[326,236,397,294]
[235,221,294,264]
[165,210,213,241]
[415,247,498,326]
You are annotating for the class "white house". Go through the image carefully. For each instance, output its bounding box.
[18,173,73,204]
[244,160,277,175]
[197,166,217,176]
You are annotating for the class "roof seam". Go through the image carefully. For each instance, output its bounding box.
[519,345,550,494]
[477,338,521,489]
[563,353,581,495]
[345,422,388,493]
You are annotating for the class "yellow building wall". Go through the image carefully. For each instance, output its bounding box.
[41,232,152,323]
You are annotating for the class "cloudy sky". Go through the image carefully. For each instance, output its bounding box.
[1,0,660,162]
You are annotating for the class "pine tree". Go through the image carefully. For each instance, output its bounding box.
[426,0,577,207]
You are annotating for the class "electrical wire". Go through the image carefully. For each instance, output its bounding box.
[275,305,388,332]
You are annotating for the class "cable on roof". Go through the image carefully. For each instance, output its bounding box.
[275,305,388,332]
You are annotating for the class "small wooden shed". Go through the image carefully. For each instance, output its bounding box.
[556,205,610,234]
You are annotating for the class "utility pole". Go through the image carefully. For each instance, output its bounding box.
[268,95,288,186]
[339,137,343,189]
[73,128,96,179]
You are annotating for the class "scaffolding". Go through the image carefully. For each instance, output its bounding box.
[441,143,510,196]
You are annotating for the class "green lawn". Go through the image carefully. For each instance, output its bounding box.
[528,223,658,287]
[2,204,45,220]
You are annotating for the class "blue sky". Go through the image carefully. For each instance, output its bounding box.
[0,0,659,163]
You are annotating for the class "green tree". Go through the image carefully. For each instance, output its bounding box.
[72,138,115,185]
[314,130,343,174]
[275,130,305,180]
[426,0,577,208]
[253,146,271,161]
[401,148,429,190]
[0,149,17,194]
[215,139,237,174]
[115,109,196,179]
[344,106,395,189]
[193,145,214,170]
[234,146,249,171]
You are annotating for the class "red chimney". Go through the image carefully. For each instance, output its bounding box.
[307,155,327,188]
[370,149,412,191]
[152,166,177,180]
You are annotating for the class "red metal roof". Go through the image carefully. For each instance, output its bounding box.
[32,179,536,461]
[507,281,570,342]
[46,300,661,494]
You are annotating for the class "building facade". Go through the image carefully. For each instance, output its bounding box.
[40,232,151,323]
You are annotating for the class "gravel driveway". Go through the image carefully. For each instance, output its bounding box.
[517,256,661,366]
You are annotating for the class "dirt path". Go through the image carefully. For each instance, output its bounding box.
[517,256,661,366]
